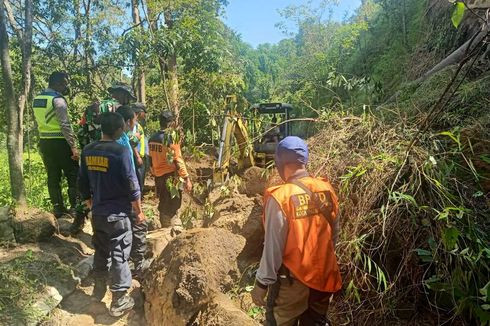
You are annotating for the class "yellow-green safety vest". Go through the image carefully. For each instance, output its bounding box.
[138,123,146,157]
[32,91,67,139]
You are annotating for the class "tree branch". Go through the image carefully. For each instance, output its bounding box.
[3,0,22,41]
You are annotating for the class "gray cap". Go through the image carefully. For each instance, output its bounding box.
[107,82,137,100]
[131,102,146,113]
[160,110,175,122]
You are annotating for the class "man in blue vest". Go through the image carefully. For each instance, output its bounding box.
[33,72,81,221]
[115,105,149,279]
[79,112,144,316]
[130,102,148,191]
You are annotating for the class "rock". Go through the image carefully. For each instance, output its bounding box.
[143,228,255,326]
[0,206,15,244]
[57,217,73,236]
[1,251,78,326]
[13,209,57,243]
[146,228,173,259]
[0,222,16,243]
[0,206,10,222]
[74,256,94,281]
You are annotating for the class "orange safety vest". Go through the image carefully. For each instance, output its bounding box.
[263,176,342,293]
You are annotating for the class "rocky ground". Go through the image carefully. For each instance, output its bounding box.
[0,156,268,326]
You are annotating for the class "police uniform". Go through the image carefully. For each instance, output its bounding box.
[132,122,148,190]
[78,140,140,293]
[79,99,121,146]
[255,137,341,326]
[148,129,189,227]
[33,89,78,217]
[130,102,148,191]
[78,83,136,146]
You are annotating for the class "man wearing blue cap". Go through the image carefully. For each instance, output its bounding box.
[251,136,342,326]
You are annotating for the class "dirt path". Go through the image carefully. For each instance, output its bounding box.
[39,215,149,325]
[43,279,146,326]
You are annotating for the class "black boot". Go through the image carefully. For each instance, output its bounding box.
[92,277,107,301]
[53,205,68,219]
[110,291,135,317]
[69,215,86,235]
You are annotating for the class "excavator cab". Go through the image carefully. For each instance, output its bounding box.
[249,103,293,167]
[213,97,294,183]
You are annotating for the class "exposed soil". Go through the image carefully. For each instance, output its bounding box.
[1,156,283,325]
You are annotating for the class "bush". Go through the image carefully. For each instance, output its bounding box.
[0,150,57,211]
[308,111,490,325]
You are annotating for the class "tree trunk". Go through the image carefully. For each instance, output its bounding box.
[401,0,408,48]
[145,3,170,110]
[73,0,81,61]
[164,11,180,122]
[167,53,180,120]
[423,24,489,79]
[20,0,33,143]
[82,0,92,89]
[0,0,27,204]
[131,0,146,103]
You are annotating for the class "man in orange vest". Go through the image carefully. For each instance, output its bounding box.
[251,136,341,326]
[148,111,192,234]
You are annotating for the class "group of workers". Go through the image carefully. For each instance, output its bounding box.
[33,71,341,324]
[33,71,192,317]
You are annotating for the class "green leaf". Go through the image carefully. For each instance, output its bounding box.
[442,227,460,250]
[451,2,465,28]
[480,155,490,164]
[480,281,490,301]
[415,248,433,262]
[438,130,461,148]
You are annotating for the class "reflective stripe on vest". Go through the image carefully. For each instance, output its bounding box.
[263,176,342,292]
[33,92,65,139]
[138,123,145,157]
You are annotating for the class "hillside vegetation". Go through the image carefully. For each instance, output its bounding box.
[0,0,488,325]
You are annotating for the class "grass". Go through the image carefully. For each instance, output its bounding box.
[0,250,73,325]
[0,149,66,211]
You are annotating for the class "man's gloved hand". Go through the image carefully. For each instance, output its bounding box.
[251,284,267,307]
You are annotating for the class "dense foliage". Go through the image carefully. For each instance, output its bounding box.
[0,0,488,324]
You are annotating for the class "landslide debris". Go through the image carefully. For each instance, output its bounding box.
[143,228,258,326]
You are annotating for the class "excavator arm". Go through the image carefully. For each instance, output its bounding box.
[214,96,254,183]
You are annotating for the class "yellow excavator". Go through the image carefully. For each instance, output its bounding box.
[213,95,293,183]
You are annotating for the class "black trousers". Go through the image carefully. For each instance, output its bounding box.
[155,173,182,227]
[39,139,78,215]
[135,156,147,192]
[129,212,147,271]
[92,214,132,292]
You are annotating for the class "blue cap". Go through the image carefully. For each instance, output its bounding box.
[275,136,309,166]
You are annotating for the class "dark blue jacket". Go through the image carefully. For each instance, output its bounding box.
[79,140,140,216]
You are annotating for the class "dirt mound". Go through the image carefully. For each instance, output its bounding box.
[207,194,263,263]
[190,293,257,326]
[143,228,255,326]
[239,166,268,196]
